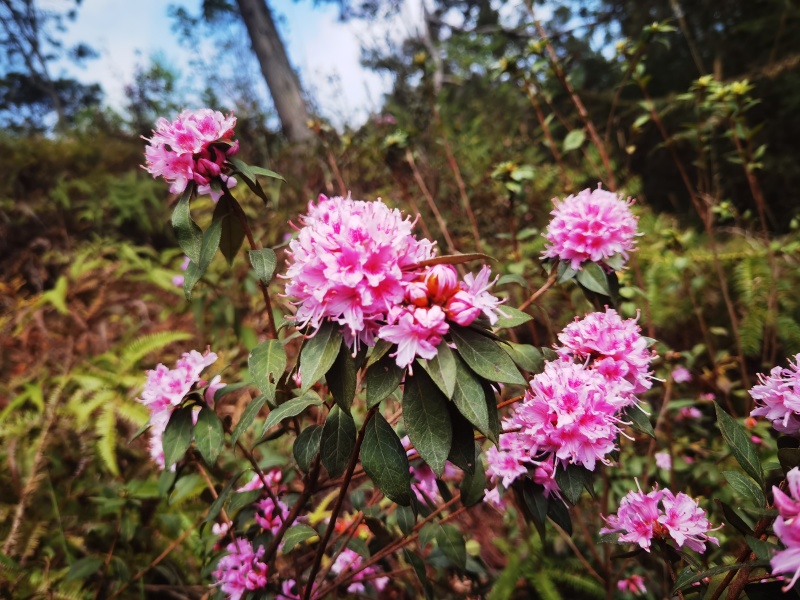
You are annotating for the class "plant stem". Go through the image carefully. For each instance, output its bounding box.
[519,267,559,311]
[404,147,458,255]
[235,440,284,525]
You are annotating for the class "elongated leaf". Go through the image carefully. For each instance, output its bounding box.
[367,339,393,367]
[294,424,323,472]
[396,505,416,535]
[403,369,452,476]
[362,412,411,505]
[249,248,277,285]
[482,380,501,445]
[575,262,610,296]
[299,321,342,392]
[554,464,590,505]
[418,342,457,399]
[163,407,194,468]
[231,394,269,447]
[493,306,533,329]
[66,557,104,581]
[625,405,655,438]
[213,193,245,264]
[248,340,286,401]
[504,342,546,374]
[436,524,466,568]
[715,402,764,488]
[404,549,433,599]
[195,407,224,464]
[282,524,319,554]
[523,481,549,541]
[460,449,485,506]
[451,356,492,441]
[327,340,358,413]
[449,325,525,385]
[366,354,404,408]
[171,186,201,262]
[447,406,477,474]
[261,393,322,436]
[320,405,356,478]
[673,561,770,594]
[563,129,586,152]
[723,471,765,507]
[205,470,245,523]
[183,217,223,300]
[547,498,572,535]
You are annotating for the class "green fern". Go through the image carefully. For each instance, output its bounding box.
[119,330,193,371]
[549,570,605,599]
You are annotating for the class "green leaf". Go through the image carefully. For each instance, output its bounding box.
[460,450,485,506]
[171,186,201,263]
[403,369,452,476]
[299,321,342,392]
[294,424,323,472]
[205,471,245,524]
[522,481,549,541]
[261,392,322,436]
[449,325,526,385]
[418,342,457,399]
[169,473,204,505]
[412,253,494,269]
[625,405,655,438]
[248,248,277,284]
[320,405,356,478]
[554,464,589,505]
[778,448,800,474]
[482,380,501,444]
[557,261,577,283]
[162,407,194,468]
[723,471,765,507]
[183,216,223,300]
[231,394,269,447]
[451,356,493,442]
[396,505,416,535]
[575,262,611,296]
[366,354,404,408]
[248,340,287,401]
[228,489,261,515]
[673,561,770,594]
[194,407,224,465]
[497,274,529,289]
[493,306,533,328]
[367,339,393,367]
[436,524,466,569]
[227,157,280,205]
[504,342,546,374]
[547,498,572,535]
[213,193,245,265]
[362,412,411,505]
[715,402,764,488]
[404,549,433,599]
[327,339,358,413]
[282,524,319,554]
[447,407,477,475]
[66,556,104,581]
[745,535,774,562]
[158,469,176,497]
[563,129,586,152]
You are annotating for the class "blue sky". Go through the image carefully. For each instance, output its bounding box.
[56,0,424,126]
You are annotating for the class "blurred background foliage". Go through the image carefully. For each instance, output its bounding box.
[2,0,800,597]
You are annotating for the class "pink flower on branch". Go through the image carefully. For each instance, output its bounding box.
[771,468,800,590]
[211,537,268,599]
[750,354,800,435]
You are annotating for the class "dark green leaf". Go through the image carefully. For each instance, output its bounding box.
[362,412,411,505]
[723,471,765,507]
[447,407,477,475]
[523,481,549,541]
[299,321,342,392]
[169,473,204,505]
[715,402,764,488]
[282,524,319,554]
[248,248,277,284]
[183,216,223,300]
[327,339,358,413]
[575,262,611,296]
[496,274,529,289]
[554,464,590,505]
[366,354,404,408]
[452,357,492,442]
[396,505,416,535]
[482,380,501,445]
[625,405,655,438]
[205,471,245,524]
[227,489,261,515]
[778,448,800,474]
[294,425,323,473]
[436,524,466,569]
[213,194,245,265]
[557,261,577,283]
[248,340,286,401]
[746,535,774,562]
[460,450,485,506]
[717,498,753,536]
[320,405,356,478]
[403,369,452,476]
[419,523,438,549]
[214,381,250,402]
[673,561,770,594]
[449,325,526,385]
[493,306,533,328]
[418,342,457,399]
[194,407,224,465]
[404,549,433,599]
[231,394,269,447]
[171,186,201,263]
[547,498,572,535]
[163,407,194,468]
[504,342,546,374]
[66,557,104,581]
[261,392,322,436]
[158,469,176,497]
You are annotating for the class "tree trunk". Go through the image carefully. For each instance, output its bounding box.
[236,0,314,143]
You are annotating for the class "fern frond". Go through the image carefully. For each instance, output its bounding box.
[525,568,561,600]
[120,330,193,370]
[549,570,605,599]
[115,400,148,426]
[21,521,48,563]
[95,406,119,476]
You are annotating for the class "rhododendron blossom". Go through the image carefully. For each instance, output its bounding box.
[144,108,238,199]
[617,574,647,595]
[770,467,800,590]
[254,497,289,535]
[750,354,800,435]
[211,537,268,599]
[329,548,389,594]
[135,349,223,469]
[542,185,639,270]
[601,484,719,553]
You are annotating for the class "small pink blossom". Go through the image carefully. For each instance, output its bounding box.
[211,537,268,599]
[542,185,639,270]
[378,305,449,369]
[772,471,800,590]
[617,574,646,595]
[658,490,719,553]
[330,548,388,594]
[672,366,692,383]
[211,522,230,537]
[750,354,800,435]
[172,255,191,287]
[655,451,672,471]
[236,469,283,492]
[677,406,703,421]
[254,497,289,535]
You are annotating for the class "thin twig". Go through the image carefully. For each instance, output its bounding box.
[519,267,559,311]
[405,148,458,254]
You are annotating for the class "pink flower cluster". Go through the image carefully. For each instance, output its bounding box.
[617,574,647,596]
[601,484,719,553]
[750,354,800,435]
[330,548,388,594]
[144,108,239,199]
[211,537,268,599]
[284,195,504,368]
[542,185,639,271]
[135,349,224,469]
[770,467,800,590]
